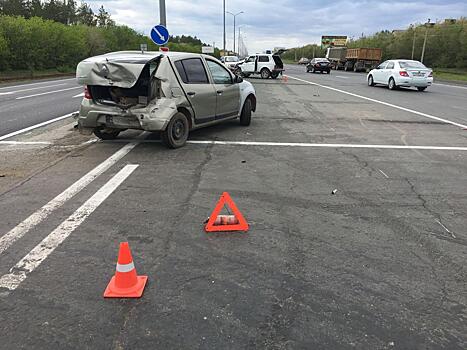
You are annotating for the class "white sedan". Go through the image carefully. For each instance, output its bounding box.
[367,60,433,91]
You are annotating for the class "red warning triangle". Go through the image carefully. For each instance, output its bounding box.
[205,192,249,232]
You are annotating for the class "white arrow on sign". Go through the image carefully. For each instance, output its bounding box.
[154,27,165,41]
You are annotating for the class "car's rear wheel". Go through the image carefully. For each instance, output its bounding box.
[161,112,189,148]
[239,98,252,126]
[388,77,397,90]
[260,68,271,79]
[368,75,375,86]
[271,72,279,79]
[327,69,331,74]
[93,127,121,140]
[417,87,427,92]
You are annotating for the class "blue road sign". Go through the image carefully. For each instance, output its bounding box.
[150,25,169,46]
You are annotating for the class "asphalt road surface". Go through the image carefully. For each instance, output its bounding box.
[0,77,82,138]
[0,69,466,349]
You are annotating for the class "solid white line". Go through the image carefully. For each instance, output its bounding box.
[0,111,77,141]
[15,86,81,100]
[434,83,467,90]
[0,143,138,255]
[73,92,84,98]
[286,75,467,129]
[0,92,14,96]
[0,141,52,145]
[187,140,467,151]
[0,78,75,91]
[0,164,138,291]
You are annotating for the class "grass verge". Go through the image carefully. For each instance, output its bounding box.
[433,69,467,83]
[0,68,75,83]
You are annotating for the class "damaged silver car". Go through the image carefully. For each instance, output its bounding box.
[76,51,257,148]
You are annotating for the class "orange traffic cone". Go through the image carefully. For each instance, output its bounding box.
[104,242,148,298]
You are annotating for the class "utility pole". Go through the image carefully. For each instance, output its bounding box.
[421,19,435,63]
[226,11,243,54]
[159,0,166,26]
[223,0,226,55]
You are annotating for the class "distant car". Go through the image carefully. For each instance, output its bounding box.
[76,51,256,148]
[298,57,310,65]
[306,58,331,74]
[237,54,284,79]
[222,55,240,70]
[367,59,433,91]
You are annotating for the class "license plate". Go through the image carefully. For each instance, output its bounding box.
[413,72,424,77]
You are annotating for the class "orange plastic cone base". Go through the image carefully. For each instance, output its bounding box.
[104,275,148,298]
[205,192,249,232]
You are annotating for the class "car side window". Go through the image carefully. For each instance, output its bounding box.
[247,56,255,62]
[206,60,233,85]
[174,58,209,84]
[378,61,388,69]
[386,62,394,69]
[258,55,269,62]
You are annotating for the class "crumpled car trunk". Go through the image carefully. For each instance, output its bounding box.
[76,52,164,108]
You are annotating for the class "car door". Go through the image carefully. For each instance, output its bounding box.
[173,58,217,123]
[373,61,388,83]
[241,56,256,73]
[381,61,394,84]
[205,59,240,119]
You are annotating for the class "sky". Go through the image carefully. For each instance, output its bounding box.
[87,0,467,54]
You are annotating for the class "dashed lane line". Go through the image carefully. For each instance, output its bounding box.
[15,86,81,100]
[0,78,75,91]
[0,143,138,256]
[285,75,467,130]
[0,164,138,291]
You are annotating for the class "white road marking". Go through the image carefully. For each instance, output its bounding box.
[0,78,75,91]
[0,111,77,141]
[436,219,456,239]
[73,92,84,98]
[187,140,467,151]
[434,83,467,90]
[0,141,52,145]
[0,143,138,255]
[0,83,67,95]
[0,164,138,291]
[286,75,467,129]
[335,76,349,79]
[378,169,389,178]
[15,86,81,100]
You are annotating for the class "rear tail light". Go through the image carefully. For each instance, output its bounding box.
[399,71,409,77]
[84,86,92,99]
[428,71,433,77]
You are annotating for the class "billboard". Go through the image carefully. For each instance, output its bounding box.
[321,36,347,48]
[202,46,214,54]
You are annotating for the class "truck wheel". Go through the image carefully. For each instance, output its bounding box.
[161,112,189,148]
[93,127,121,140]
[239,98,252,126]
[388,77,398,90]
[260,68,271,79]
[368,75,375,86]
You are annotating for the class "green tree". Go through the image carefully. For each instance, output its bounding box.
[76,2,95,26]
[95,5,113,27]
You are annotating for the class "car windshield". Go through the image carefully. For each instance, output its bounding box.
[399,61,427,69]
[225,57,239,62]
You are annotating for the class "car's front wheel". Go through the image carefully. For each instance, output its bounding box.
[161,112,189,148]
[239,98,252,126]
[368,75,375,86]
[260,68,271,79]
[93,127,121,140]
[388,77,397,90]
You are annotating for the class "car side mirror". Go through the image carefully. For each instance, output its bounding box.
[235,75,243,83]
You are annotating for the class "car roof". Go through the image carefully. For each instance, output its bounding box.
[86,50,208,64]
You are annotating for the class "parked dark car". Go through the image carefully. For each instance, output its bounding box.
[306,58,331,74]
